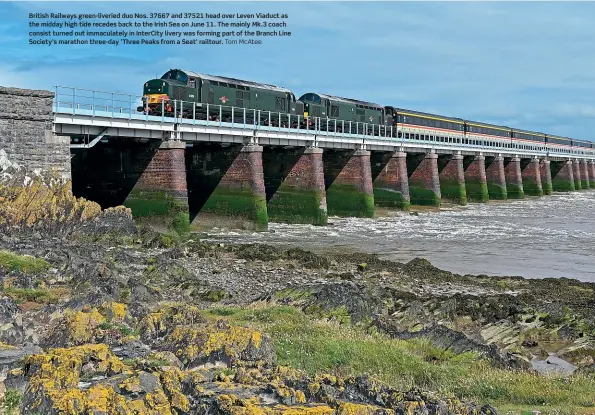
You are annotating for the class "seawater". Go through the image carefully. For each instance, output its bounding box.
[201,191,595,282]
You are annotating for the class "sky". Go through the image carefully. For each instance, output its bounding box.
[1,1,595,141]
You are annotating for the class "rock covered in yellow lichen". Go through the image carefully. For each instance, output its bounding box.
[25,344,125,391]
[41,304,136,349]
[139,304,206,340]
[158,319,274,368]
[138,306,275,369]
[0,176,102,230]
[335,402,394,415]
[101,301,128,323]
[19,344,188,415]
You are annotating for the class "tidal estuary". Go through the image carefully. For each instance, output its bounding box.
[203,191,595,283]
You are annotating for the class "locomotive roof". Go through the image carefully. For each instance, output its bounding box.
[182,70,293,94]
[302,92,383,109]
[322,94,383,109]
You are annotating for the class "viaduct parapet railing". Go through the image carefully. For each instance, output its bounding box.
[52,86,595,161]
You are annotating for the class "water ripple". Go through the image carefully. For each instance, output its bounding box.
[202,192,595,282]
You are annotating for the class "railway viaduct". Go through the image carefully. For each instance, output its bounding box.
[2,85,594,233]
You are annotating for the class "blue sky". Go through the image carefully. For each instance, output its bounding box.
[1,1,595,140]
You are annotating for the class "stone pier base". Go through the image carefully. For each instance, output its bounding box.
[551,160,575,192]
[573,160,582,190]
[192,144,268,231]
[326,149,375,218]
[267,147,328,225]
[464,155,489,203]
[521,158,543,197]
[504,157,524,199]
[373,151,411,210]
[539,159,553,196]
[590,161,595,188]
[438,154,466,205]
[485,156,507,200]
[580,160,591,189]
[124,140,190,233]
[407,152,441,207]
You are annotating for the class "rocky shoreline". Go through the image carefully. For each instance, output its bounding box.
[0,168,594,414]
[0,222,593,413]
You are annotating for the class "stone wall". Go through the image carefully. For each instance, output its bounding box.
[0,86,70,180]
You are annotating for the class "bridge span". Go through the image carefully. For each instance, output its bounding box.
[3,85,595,233]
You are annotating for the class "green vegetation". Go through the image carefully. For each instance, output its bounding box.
[326,184,375,218]
[439,181,467,206]
[2,287,60,304]
[372,187,411,210]
[201,304,595,413]
[124,189,190,235]
[487,183,507,200]
[2,389,22,414]
[200,187,268,231]
[408,184,441,207]
[522,180,544,197]
[465,182,489,203]
[552,178,575,192]
[0,250,50,274]
[506,183,525,199]
[267,187,328,225]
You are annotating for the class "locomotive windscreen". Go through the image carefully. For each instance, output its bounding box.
[161,70,188,84]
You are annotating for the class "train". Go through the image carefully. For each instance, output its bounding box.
[138,69,593,153]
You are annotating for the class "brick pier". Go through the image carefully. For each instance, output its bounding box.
[124,140,190,233]
[485,156,507,200]
[573,160,582,190]
[407,152,441,207]
[325,149,375,218]
[580,160,591,189]
[192,143,268,231]
[504,156,524,199]
[463,154,489,203]
[372,151,411,210]
[267,147,328,225]
[539,159,553,196]
[550,160,575,192]
[521,158,543,197]
[438,153,467,205]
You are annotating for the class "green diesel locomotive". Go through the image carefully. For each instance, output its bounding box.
[139,69,303,127]
[298,93,392,133]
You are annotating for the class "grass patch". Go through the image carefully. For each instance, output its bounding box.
[2,389,21,414]
[2,287,59,304]
[201,304,595,413]
[0,251,49,274]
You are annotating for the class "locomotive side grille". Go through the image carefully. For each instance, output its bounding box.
[173,86,185,100]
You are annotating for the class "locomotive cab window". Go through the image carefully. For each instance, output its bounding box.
[189,78,196,88]
[161,70,188,84]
